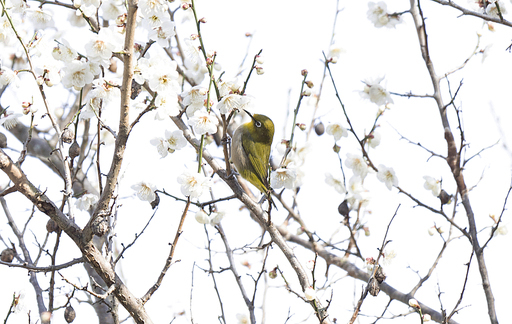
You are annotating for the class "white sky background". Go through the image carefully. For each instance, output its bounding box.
[1,0,512,324]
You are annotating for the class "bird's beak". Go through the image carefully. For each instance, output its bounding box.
[244,109,255,121]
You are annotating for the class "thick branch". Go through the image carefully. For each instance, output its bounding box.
[0,149,153,324]
[279,225,458,324]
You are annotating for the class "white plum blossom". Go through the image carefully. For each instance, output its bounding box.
[325,173,346,194]
[423,176,441,197]
[184,56,208,85]
[80,95,102,120]
[68,9,87,27]
[347,175,364,195]
[101,0,125,20]
[326,122,348,141]
[345,153,369,179]
[78,0,101,17]
[210,210,225,226]
[376,164,398,190]
[85,28,121,68]
[27,8,54,29]
[304,286,316,301]
[52,40,77,63]
[150,129,187,157]
[0,67,20,87]
[367,130,381,148]
[148,61,180,93]
[0,15,20,45]
[367,1,401,28]
[149,19,176,47]
[177,171,212,199]
[236,314,249,324]
[131,181,157,202]
[217,79,242,97]
[423,314,432,322]
[327,43,345,63]
[195,210,210,224]
[182,86,207,117]
[361,77,394,106]
[183,37,201,64]
[271,167,297,190]
[182,86,207,106]
[495,224,508,236]
[217,94,242,115]
[486,1,507,18]
[34,60,62,87]
[382,249,396,266]
[154,93,180,119]
[0,110,23,129]
[188,111,219,135]
[62,59,95,90]
[139,0,168,19]
[238,95,256,112]
[75,193,99,211]
[8,0,29,13]
[90,78,120,101]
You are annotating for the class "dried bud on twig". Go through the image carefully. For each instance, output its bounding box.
[1,248,14,263]
[64,305,76,323]
[46,219,61,234]
[62,128,74,144]
[0,132,7,148]
[69,141,80,160]
[314,122,324,136]
[368,278,380,296]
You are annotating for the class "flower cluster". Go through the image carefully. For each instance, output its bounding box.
[360,77,394,106]
[367,2,401,28]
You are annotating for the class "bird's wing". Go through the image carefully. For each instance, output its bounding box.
[243,139,270,193]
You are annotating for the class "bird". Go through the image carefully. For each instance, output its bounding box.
[231,110,275,203]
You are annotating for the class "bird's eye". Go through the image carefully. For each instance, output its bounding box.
[255,121,262,127]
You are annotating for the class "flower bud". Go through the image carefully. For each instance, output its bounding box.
[256,55,264,64]
[297,123,306,131]
[408,298,420,309]
[255,66,264,75]
[195,210,209,224]
[181,2,190,9]
[304,286,316,301]
[199,17,207,23]
[301,69,308,76]
[302,88,311,97]
[305,80,314,88]
[268,267,277,279]
[333,143,340,153]
[423,314,431,322]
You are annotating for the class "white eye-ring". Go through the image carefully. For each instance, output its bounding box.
[255,121,262,127]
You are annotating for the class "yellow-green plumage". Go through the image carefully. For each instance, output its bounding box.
[232,112,274,195]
